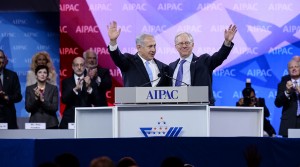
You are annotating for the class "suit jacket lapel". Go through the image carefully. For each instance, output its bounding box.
[170,59,180,76]
[134,54,149,81]
[2,69,9,91]
[190,55,198,85]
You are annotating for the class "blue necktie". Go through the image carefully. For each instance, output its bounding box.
[175,59,186,86]
[145,61,153,82]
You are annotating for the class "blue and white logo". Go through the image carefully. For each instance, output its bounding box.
[140,117,183,137]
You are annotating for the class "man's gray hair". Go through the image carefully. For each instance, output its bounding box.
[136,34,154,46]
[174,32,194,44]
[83,48,98,62]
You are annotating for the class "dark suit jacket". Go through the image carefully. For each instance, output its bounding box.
[60,75,98,129]
[169,43,234,105]
[275,75,299,137]
[109,47,170,87]
[25,83,59,128]
[236,98,276,136]
[90,67,112,106]
[0,68,22,129]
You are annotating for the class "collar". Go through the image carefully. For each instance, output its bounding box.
[138,53,154,64]
[179,54,193,63]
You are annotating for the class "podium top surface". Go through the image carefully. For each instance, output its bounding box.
[115,86,208,104]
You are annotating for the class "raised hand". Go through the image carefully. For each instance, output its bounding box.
[224,24,237,45]
[88,67,98,79]
[84,76,91,88]
[107,21,121,46]
[286,80,294,94]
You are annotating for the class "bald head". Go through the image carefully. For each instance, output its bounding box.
[288,59,300,79]
[292,55,300,62]
[72,57,85,76]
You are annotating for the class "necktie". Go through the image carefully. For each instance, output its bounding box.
[0,74,3,91]
[295,81,300,116]
[175,59,186,86]
[145,61,153,82]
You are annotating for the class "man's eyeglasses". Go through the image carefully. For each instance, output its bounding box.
[176,41,192,47]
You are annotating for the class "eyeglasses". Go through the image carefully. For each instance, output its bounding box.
[176,41,192,47]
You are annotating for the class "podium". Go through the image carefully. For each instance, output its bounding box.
[209,106,263,137]
[75,86,209,138]
[75,107,116,138]
[74,86,263,138]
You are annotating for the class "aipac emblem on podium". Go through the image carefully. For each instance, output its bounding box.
[140,117,183,137]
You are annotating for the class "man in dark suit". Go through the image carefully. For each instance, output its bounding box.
[0,49,22,129]
[275,59,300,137]
[60,57,98,129]
[83,49,112,106]
[107,21,170,87]
[169,25,237,105]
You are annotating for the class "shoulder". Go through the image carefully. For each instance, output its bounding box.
[62,76,74,83]
[280,75,290,82]
[26,84,36,89]
[4,68,18,77]
[154,59,168,66]
[257,98,265,104]
[169,58,180,66]
[46,83,58,88]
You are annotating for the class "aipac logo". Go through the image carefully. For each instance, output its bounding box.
[140,117,183,137]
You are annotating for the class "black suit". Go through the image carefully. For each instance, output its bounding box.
[169,43,234,104]
[0,68,22,129]
[90,67,112,106]
[275,75,300,137]
[109,47,170,87]
[60,75,98,129]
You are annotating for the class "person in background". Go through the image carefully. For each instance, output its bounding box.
[169,25,237,105]
[83,49,112,106]
[117,157,138,167]
[0,49,22,129]
[26,51,57,86]
[107,21,170,87]
[275,59,300,137]
[25,65,59,129]
[90,156,114,167]
[236,80,276,137]
[60,57,98,129]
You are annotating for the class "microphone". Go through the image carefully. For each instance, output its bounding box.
[162,72,190,86]
[138,73,162,87]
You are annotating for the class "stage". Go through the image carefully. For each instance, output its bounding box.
[1,137,300,167]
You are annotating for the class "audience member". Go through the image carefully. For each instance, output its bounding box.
[275,59,300,137]
[0,49,22,129]
[83,49,112,106]
[116,157,138,167]
[60,57,98,129]
[160,156,184,167]
[25,65,59,129]
[169,25,237,105]
[90,156,114,167]
[54,153,80,167]
[280,55,300,82]
[236,79,276,136]
[38,162,57,167]
[244,145,261,167]
[26,51,57,86]
[107,21,170,87]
